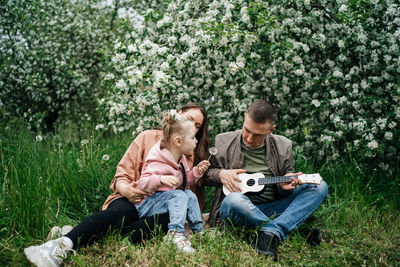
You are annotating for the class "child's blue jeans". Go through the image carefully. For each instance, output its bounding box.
[135,190,203,234]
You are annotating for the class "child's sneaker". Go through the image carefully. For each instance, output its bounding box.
[188,230,204,240]
[166,231,195,253]
[46,225,73,241]
[188,229,220,240]
[196,230,205,236]
[24,237,75,267]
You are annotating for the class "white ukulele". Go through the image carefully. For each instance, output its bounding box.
[222,172,323,196]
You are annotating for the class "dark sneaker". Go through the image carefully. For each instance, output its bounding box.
[300,228,322,246]
[251,231,280,261]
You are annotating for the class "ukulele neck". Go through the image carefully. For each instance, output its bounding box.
[258,176,298,185]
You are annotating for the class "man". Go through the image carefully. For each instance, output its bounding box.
[205,99,328,261]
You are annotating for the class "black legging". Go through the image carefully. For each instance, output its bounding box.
[64,198,169,249]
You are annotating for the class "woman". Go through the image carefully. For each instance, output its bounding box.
[24,103,209,267]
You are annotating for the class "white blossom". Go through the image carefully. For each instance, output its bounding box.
[388,122,397,129]
[384,132,393,140]
[333,70,343,78]
[338,5,348,12]
[367,141,379,149]
[312,99,321,107]
[229,62,239,74]
[295,69,303,76]
[116,79,128,90]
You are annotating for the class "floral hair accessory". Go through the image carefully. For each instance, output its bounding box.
[169,109,182,121]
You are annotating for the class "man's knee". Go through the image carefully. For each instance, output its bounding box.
[220,193,257,225]
[317,180,328,198]
[221,192,249,212]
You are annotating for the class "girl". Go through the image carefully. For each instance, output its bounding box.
[135,111,210,253]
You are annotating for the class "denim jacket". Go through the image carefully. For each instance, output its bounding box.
[205,130,295,227]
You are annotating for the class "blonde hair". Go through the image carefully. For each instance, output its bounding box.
[161,111,191,146]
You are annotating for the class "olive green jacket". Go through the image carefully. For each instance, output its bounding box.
[205,130,295,227]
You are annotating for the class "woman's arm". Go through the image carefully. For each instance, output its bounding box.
[109,138,143,193]
[109,130,161,202]
[109,130,161,192]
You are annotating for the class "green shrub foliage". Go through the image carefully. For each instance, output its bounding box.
[0,0,133,131]
[99,0,399,170]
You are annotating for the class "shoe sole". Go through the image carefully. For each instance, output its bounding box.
[24,246,57,267]
[255,248,278,261]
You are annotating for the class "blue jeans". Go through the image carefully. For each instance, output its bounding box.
[220,181,328,240]
[135,190,203,234]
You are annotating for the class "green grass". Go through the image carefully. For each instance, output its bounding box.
[1,124,399,266]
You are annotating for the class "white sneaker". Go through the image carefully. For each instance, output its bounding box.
[46,226,62,241]
[196,230,205,236]
[24,238,75,267]
[46,225,73,241]
[61,225,73,236]
[166,231,195,253]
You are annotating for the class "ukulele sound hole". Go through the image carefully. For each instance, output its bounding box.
[247,179,255,187]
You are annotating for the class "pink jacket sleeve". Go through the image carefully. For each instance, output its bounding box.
[137,161,171,193]
[185,166,203,187]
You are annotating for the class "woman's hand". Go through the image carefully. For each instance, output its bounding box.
[197,160,210,174]
[280,172,303,190]
[160,175,179,187]
[117,181,150,203]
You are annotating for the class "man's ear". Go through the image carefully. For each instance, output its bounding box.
[271,124,276,132]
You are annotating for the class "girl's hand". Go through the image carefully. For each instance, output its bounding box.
[160,175,179,187]
[117,181,150,203]
[197,160,210,174]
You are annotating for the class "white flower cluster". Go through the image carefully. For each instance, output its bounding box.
[96,0,399,170]
[168,110,182,121]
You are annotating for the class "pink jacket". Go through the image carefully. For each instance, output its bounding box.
[137,140,203,194]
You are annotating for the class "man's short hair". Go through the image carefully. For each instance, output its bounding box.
[246,99,277,124]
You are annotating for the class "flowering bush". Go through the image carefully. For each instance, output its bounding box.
[99,0,399,170]
[0,0,136,131]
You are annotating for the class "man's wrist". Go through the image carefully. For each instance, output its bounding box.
[217,169,225,183]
